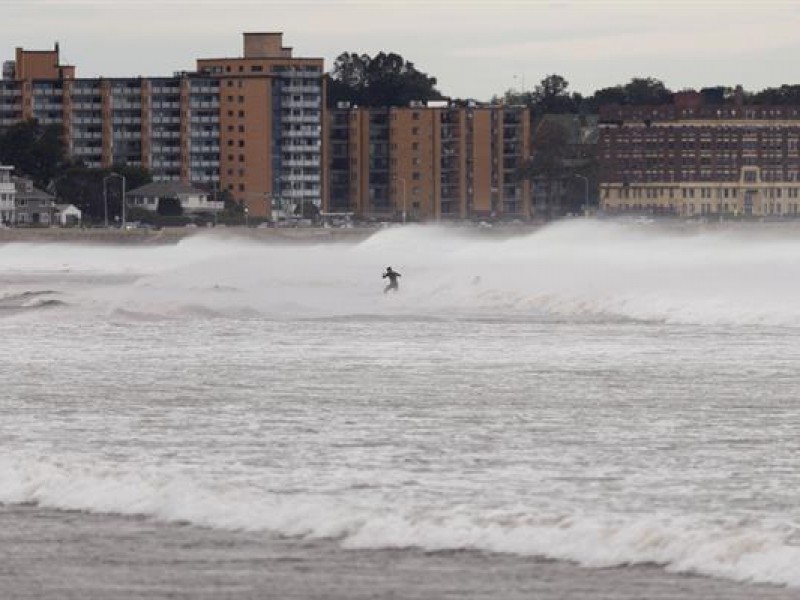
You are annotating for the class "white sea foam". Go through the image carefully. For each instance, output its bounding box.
[3,221,800,326]
[1,454,798,587]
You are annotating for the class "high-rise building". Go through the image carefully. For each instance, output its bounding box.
[1,33,324,218]
[326,103,531,220]
[599,91,800,218]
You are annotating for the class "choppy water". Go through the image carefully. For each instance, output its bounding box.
[2,221,800,589]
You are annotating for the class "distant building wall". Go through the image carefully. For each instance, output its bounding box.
[599,99,800,218]
[326,104,531,221]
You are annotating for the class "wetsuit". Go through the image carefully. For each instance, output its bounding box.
[383,268,401,293]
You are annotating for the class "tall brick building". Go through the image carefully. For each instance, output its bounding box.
[327,103,531,220]
[599,91,800,218]
[1,33,324,218]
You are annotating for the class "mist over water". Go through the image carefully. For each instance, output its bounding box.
[4,220,800,325]
[2,220,800,588]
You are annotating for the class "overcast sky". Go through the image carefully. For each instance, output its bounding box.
[4,0,800,100]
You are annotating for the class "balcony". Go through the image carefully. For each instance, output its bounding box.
[283,158,320,168]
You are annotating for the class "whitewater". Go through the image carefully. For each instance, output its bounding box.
[1,220,800,594]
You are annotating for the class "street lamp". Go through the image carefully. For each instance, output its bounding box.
[244,205,249,228]
[573,174,589,217]
[103,173,127,228]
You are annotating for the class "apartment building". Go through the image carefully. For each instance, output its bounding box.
[1,33,324,218]
[599,91,800,218]
[0,165,15,224]
[327,103,531,220]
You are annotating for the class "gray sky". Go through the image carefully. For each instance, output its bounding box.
[4,0,800,100]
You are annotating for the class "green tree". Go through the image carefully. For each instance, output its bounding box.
[157,196,183,217]
[327,51,443,107]
[53,166,106,222]
[750,85,800,105]
[583,78,673,111]
[624,77,673,105]
[531,74,582,114]
[54,166,153,224]
[494,75,581,115]
[517,118,598,218]
[0,119,65,188]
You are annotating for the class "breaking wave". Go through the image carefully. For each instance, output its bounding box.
[3,220,800,326]
[1,453,798,588]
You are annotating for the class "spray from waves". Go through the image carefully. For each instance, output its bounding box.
[4,221,800,326]
[1,453,799,588]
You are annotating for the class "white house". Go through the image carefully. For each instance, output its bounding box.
[55,203,82,226]
[0,165,15,225]
[126,182,224,214]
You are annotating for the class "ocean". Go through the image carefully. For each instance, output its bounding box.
[1,221,799,598]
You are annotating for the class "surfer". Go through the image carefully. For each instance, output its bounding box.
[382,266,401,294]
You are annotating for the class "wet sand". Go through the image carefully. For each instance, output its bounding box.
[1,505,798,600]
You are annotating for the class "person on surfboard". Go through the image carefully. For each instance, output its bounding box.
[382,266,401,294]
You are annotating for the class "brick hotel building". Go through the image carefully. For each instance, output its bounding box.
[0,33,324,218]
[599,91,800,218]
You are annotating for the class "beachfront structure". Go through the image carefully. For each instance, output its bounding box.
[0,165,15,224]
[126,181,224,215]
[599,90,800,218]
[13,176,55,225]
[326,103,532,220]
[1,33,324,219]
[54,203,82,226]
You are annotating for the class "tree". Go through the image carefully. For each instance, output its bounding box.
[494,75,581,115]
[750,85,800,105]
[583,77,673,111]
[517,117,598,219]
[0,119,65,188]
[531,74,582,114]
[53,166,106,222]
[327,51,443,107]
[624,77,673,105]
[54,165,153,224]
[157,196,183,217]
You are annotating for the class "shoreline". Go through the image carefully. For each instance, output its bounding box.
[1,503,798,600]
[4,218,800,247]
[0,226,379,245]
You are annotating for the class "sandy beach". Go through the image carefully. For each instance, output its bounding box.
[1,505,797,600]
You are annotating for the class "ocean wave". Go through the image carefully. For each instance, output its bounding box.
[4,221,800,326]
[1,455,798,588]
[0,290,65,313]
